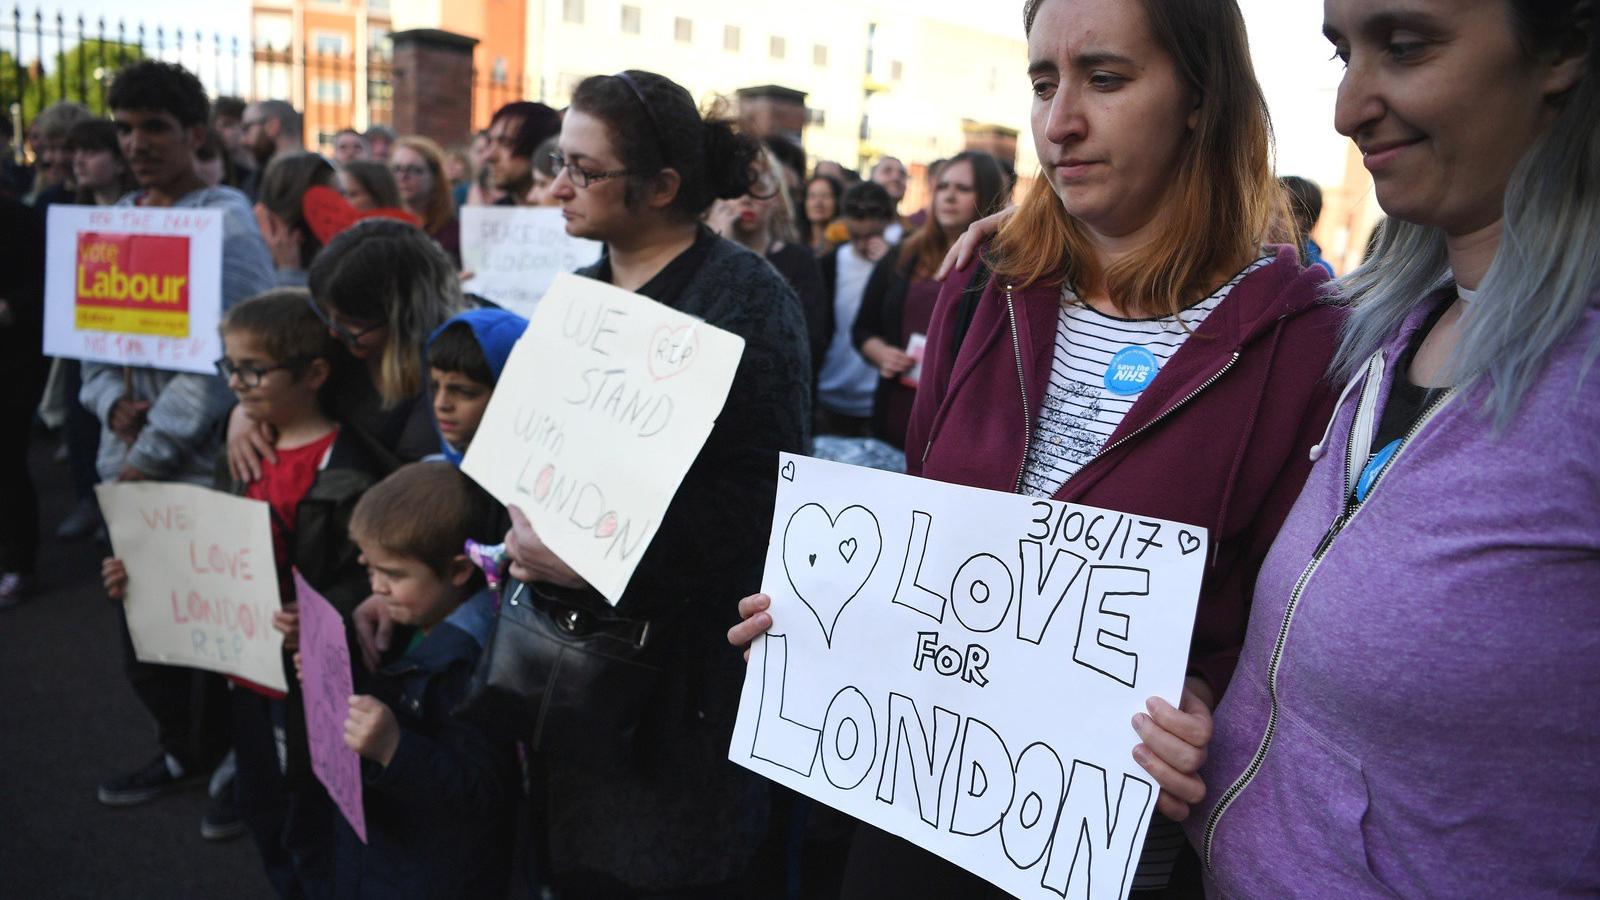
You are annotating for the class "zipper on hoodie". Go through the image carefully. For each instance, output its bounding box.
[1003,286,1034,492]
[1201,354,1454,871]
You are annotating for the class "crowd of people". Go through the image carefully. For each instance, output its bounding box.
[0,0,1596,896]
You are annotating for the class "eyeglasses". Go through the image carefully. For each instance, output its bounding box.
[214,357,300,388]
[306,293,385,346]
[390,164,429,179]
[547,151,644,189]
[748,172,782,201]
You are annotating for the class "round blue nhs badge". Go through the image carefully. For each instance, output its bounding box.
[1104,346,1160,396]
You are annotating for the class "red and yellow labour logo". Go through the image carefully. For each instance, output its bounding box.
[74,232,191,337]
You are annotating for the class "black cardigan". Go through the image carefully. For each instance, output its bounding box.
[539,232,812,890]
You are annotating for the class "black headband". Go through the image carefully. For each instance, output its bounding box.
[612,72,667,156]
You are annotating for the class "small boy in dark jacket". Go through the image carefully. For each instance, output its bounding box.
[423,308,528,465]
[333,461,516,900]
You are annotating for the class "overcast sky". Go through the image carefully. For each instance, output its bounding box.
[42,0,1351,181]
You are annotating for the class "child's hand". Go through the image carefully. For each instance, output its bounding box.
[344,695,401,766]
[102,557,128,601]
[272,603,300,653]
[292,652,303,684]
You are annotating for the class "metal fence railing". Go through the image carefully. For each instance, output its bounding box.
[4,4,537,155]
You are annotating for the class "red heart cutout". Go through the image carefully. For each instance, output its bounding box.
[301,185,420,246]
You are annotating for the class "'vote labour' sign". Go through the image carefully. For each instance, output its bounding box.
[97,482,287,692]
[44,205,224,374]
[730,454,1206,900]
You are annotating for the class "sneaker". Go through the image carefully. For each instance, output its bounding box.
[55,499,101,541]
[0,573,34,611]
[200,789,247,842]
[96,754,205,807]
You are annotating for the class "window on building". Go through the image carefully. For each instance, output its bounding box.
[255,15,291,51]
[769,35,786,59]
[674,17,692,43]
[368,26,391,60]
[315,79,346,102]
[813,43,828,67]
[491,57,508,85]
[890,60,903,80]
[366,0,389,11]
[723,25,740,52]
[312,34,345,56]
[620,5,640,34]
[809,108,826,127]
[563,0,583,25]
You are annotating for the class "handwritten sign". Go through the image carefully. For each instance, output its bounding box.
[96,482,286,691]
[294,571,367,844]
[459,207,601,317]
[44,205,224,374]
[730,454,1206,900]
[462,272,745,603]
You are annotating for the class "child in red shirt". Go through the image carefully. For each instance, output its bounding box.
[106,287,383,893]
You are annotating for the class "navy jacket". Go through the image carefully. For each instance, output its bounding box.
[333,590,516,900]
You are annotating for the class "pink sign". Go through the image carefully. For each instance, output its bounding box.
[294,571,368,843]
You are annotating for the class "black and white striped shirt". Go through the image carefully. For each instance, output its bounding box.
[1020,256,1272,500]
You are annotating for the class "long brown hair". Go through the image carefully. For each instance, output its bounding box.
[991,0,1281,316]
[394,135,456,236]
[898,151,1008,280]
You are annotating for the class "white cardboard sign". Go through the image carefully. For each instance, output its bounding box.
[459,206,602,317]
[43,205,224,374]
[461,272,745,603]
[730,454,1206,900]
[97,482,287,692]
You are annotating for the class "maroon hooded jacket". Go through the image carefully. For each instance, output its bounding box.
[906,245,1343,696]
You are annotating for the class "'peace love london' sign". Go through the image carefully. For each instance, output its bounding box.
[731,454,1207,900]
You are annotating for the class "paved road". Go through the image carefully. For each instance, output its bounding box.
[1,429,275,900]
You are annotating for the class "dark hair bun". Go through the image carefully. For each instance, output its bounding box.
[705,120,762,201]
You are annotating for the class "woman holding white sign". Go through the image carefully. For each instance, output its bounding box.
[731,0,1343,894]
[1196,0,1600,894]
[499,70,811,897]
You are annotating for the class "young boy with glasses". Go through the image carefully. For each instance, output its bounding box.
[106,288,388,891]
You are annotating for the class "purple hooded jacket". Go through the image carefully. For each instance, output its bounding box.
[1194,295,1600,896]
[907,245,1343,696]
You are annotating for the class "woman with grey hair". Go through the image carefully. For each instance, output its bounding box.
[1197,0,1600,894]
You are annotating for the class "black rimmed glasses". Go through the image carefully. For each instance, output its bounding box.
[306,293,385,347]
[214,357,302,388]
[546,150,645,188]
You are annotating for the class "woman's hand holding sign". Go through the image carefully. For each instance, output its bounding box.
[1131,676,1215,821]
[505,505,589,590]
[727,593,774,661]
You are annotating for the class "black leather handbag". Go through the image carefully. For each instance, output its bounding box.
[457,579,665,766]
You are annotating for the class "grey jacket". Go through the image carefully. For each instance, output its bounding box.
[80,186,275,483]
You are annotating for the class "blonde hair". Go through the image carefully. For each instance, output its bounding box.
[307,219,464,406]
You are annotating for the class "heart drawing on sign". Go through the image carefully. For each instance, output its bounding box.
[1178,530,1202,556]
[782,503,883,647]
[780,460,796,482]
[647,325,699,381]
